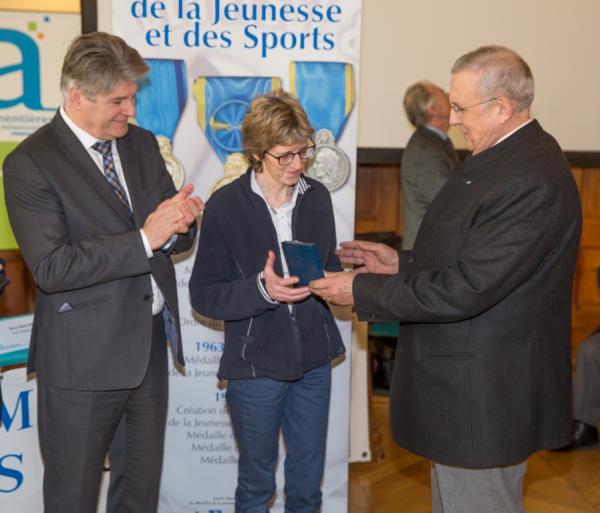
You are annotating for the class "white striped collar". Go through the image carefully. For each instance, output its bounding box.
[297,175,311,194]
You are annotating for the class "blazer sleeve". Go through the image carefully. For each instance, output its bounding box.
[188,199,279,321]
[3,149,151,294]
[354,172,567,322]
[403,143,453,204]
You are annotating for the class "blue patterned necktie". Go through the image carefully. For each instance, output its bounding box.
[92,141,134,220]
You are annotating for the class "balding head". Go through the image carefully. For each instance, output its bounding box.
[403,81,451,132]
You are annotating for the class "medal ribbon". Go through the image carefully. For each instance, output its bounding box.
[289,61,355,140]
[136,58,187,140]
[193,77,281,162]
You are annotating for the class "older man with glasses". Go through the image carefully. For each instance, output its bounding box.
[310,46,582,513]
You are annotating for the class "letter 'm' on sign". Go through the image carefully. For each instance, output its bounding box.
[1,389,33,432]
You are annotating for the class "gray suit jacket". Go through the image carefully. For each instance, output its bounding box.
[355,121,581,467]
[401,126,460,250]
[3,112,193,390]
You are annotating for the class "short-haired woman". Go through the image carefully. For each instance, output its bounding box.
[189,89,344,513]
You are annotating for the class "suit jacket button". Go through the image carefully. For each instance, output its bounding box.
[143,294,153,302]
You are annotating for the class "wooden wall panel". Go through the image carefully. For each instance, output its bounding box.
[355,166,400,235]
[0,250,35,317]
[572,167,600,346]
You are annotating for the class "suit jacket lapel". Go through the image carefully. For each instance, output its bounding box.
[51,112,136,227]
[116,136,144,228]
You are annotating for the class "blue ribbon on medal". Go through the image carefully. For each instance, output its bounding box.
[289,61,355,140]
[136,58,187,139]
[135,58,188,189]
[192,77,281,163]
[289,61,355,192]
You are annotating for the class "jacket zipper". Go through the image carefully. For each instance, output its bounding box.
[236,259,257,377]
[289,193,305,369]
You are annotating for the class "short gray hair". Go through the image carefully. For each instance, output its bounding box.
[403,81,436,127]
[60,32,148,98]
[451,45,534,112]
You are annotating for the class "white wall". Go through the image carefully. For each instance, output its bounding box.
[358,0,600,151]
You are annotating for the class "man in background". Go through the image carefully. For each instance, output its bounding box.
[553,329,600,450]
[311,46,581,513]
[401,81,460,250]
[3,32,203,513]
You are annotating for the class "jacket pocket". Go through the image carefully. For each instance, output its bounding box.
[418,321,474,358]
[57,294,111,314]
[240,335,256,362]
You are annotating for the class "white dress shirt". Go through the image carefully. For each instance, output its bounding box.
[251,170,301,309]
[493,118,534,147]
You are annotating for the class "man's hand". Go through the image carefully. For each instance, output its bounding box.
[336,240,399,275]
[143,184,205,250]
[263,250,311,303]
[309,271,356,306]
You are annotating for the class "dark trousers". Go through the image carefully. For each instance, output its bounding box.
[226,363,332,513]
[38,314,168,513]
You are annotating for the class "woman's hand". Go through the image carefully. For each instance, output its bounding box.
[262,250,311,303]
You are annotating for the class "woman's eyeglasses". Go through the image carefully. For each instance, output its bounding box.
[264,144,316,166]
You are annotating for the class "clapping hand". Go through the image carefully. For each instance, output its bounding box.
[143,184,205,250]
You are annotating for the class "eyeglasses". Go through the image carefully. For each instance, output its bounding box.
[450,96,500,114]
[264,143,316,166]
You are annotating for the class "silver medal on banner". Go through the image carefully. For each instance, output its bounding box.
[306,128,351,192]
[290,61,355,192]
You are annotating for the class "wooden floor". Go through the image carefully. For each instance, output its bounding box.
[349,395,600,513]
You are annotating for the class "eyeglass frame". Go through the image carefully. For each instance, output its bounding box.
[263,141,316,166]
[450,96,500,114]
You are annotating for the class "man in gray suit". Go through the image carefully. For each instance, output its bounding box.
[401,81,460,250]
[3,32,203,513]
[311,46,581,513]
[553,327,600,451]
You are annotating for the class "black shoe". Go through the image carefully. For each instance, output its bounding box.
[552,420,599,451]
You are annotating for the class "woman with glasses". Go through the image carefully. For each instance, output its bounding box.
[189,89,344,513]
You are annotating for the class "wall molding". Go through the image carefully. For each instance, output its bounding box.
[357,147,600,168]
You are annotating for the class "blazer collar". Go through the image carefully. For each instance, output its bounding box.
[116,135,144,226]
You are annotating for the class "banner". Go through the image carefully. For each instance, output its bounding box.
[0,367,41,507]
[0,10,80,249]
[108,1,362,512]
[0,10,80,512]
